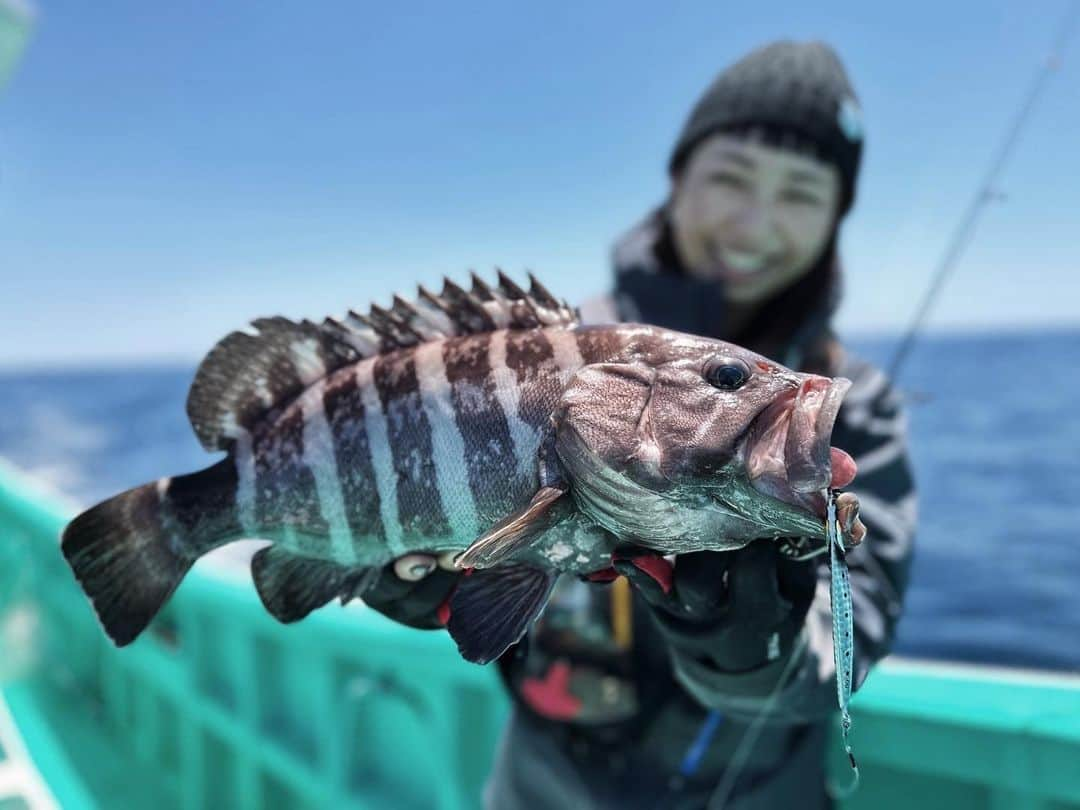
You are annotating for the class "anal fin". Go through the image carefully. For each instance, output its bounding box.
[339,567,381,605]
[447,564,556,664]
[251,546,376,623]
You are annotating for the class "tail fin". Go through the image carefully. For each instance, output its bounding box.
[61,461,238,645]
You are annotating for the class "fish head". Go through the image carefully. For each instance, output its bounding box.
[555,327,856,545]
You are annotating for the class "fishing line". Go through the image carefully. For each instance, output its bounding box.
[887,0,1079,383]
[705,491,858,808]
[705,632,810,809]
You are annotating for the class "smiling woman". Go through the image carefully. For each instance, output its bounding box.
[468,39,916,810]
[669,134,841,302]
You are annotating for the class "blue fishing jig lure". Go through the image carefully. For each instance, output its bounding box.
[827,489,860,794]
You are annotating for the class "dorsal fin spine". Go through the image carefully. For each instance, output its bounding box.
[496,269,529,300]
[527,273,560,309]
[469,272,496,301]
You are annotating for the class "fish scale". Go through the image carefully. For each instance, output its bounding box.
[239,328,588,563]
[445,333,533,525]
[373,347,451,540]
[322,365,386,545]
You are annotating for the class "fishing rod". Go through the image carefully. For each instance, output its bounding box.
[887,1,1080,383]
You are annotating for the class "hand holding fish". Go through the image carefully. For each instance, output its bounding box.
[612,541,818,672]
[361,553,460,630]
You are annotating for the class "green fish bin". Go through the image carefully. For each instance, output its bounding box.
[0,462,509,809]
[1,460,1079,809]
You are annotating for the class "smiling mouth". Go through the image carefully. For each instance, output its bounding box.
[708,246,783,279]
[743,376,856,518]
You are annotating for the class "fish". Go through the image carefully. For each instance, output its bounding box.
[61,272,859,664]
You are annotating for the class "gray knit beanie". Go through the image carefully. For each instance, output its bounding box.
[669,40,864,213]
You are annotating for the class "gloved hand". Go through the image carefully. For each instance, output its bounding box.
[612,539,818,672]
[361,553,461,630]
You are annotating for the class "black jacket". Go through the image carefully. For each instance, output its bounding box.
[485,212,917,809]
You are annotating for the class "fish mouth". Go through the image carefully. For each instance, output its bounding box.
[743,376,856,519]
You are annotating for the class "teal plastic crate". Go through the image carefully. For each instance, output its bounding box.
[0,461,508,809]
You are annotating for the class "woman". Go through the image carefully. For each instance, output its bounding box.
[366,40,916,809]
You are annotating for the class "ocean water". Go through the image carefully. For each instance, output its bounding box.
[1,328,1078,673]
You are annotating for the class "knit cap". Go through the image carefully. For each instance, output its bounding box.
[670,40,864,213]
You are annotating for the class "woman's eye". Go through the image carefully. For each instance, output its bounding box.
[780,188,824,207]
[704,357,752,390]
[706,171,748,189]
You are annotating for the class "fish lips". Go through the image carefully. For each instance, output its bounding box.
[745,376,855,509]
[786,375,853,493]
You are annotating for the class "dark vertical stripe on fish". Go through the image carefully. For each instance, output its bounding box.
[546,327,585,386]
[573,326,624,365]
[504,330,562,432]
[162,460,244,550]
[322,371,386,543]
[253,407,329,537]
[443,333,524,525]
[373,352,451,538]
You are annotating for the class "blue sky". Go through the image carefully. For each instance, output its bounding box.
[1,1,1077,367]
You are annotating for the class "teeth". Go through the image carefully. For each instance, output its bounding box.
[720,248,765,274]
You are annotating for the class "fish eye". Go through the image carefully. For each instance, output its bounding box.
[703,357,752,391]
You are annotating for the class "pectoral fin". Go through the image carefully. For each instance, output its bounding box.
[455,485,568,568]
[447,563,556,664]
[456,420,571,569]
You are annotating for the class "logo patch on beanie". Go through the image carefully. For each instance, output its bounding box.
[838,97,863,143]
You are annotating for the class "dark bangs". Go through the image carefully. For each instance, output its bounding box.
[671,123,837,176]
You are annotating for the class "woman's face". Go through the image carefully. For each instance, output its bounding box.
[669,133,841,304]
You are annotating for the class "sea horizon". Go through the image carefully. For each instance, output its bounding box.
[1,320,1078,375]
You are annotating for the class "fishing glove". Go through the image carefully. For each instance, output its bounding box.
[612,539,818,673]
[361,555,460,630]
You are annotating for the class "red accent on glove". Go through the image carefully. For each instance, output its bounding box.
[436,598,452,626]
[585,567,619,583]
[520,660,582,720]
[628,554,674,594]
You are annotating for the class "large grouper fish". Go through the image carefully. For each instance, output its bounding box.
[62,272,859,664]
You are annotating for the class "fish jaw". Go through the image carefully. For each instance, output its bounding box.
[711,475,831,541]
[742,376,856,521]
